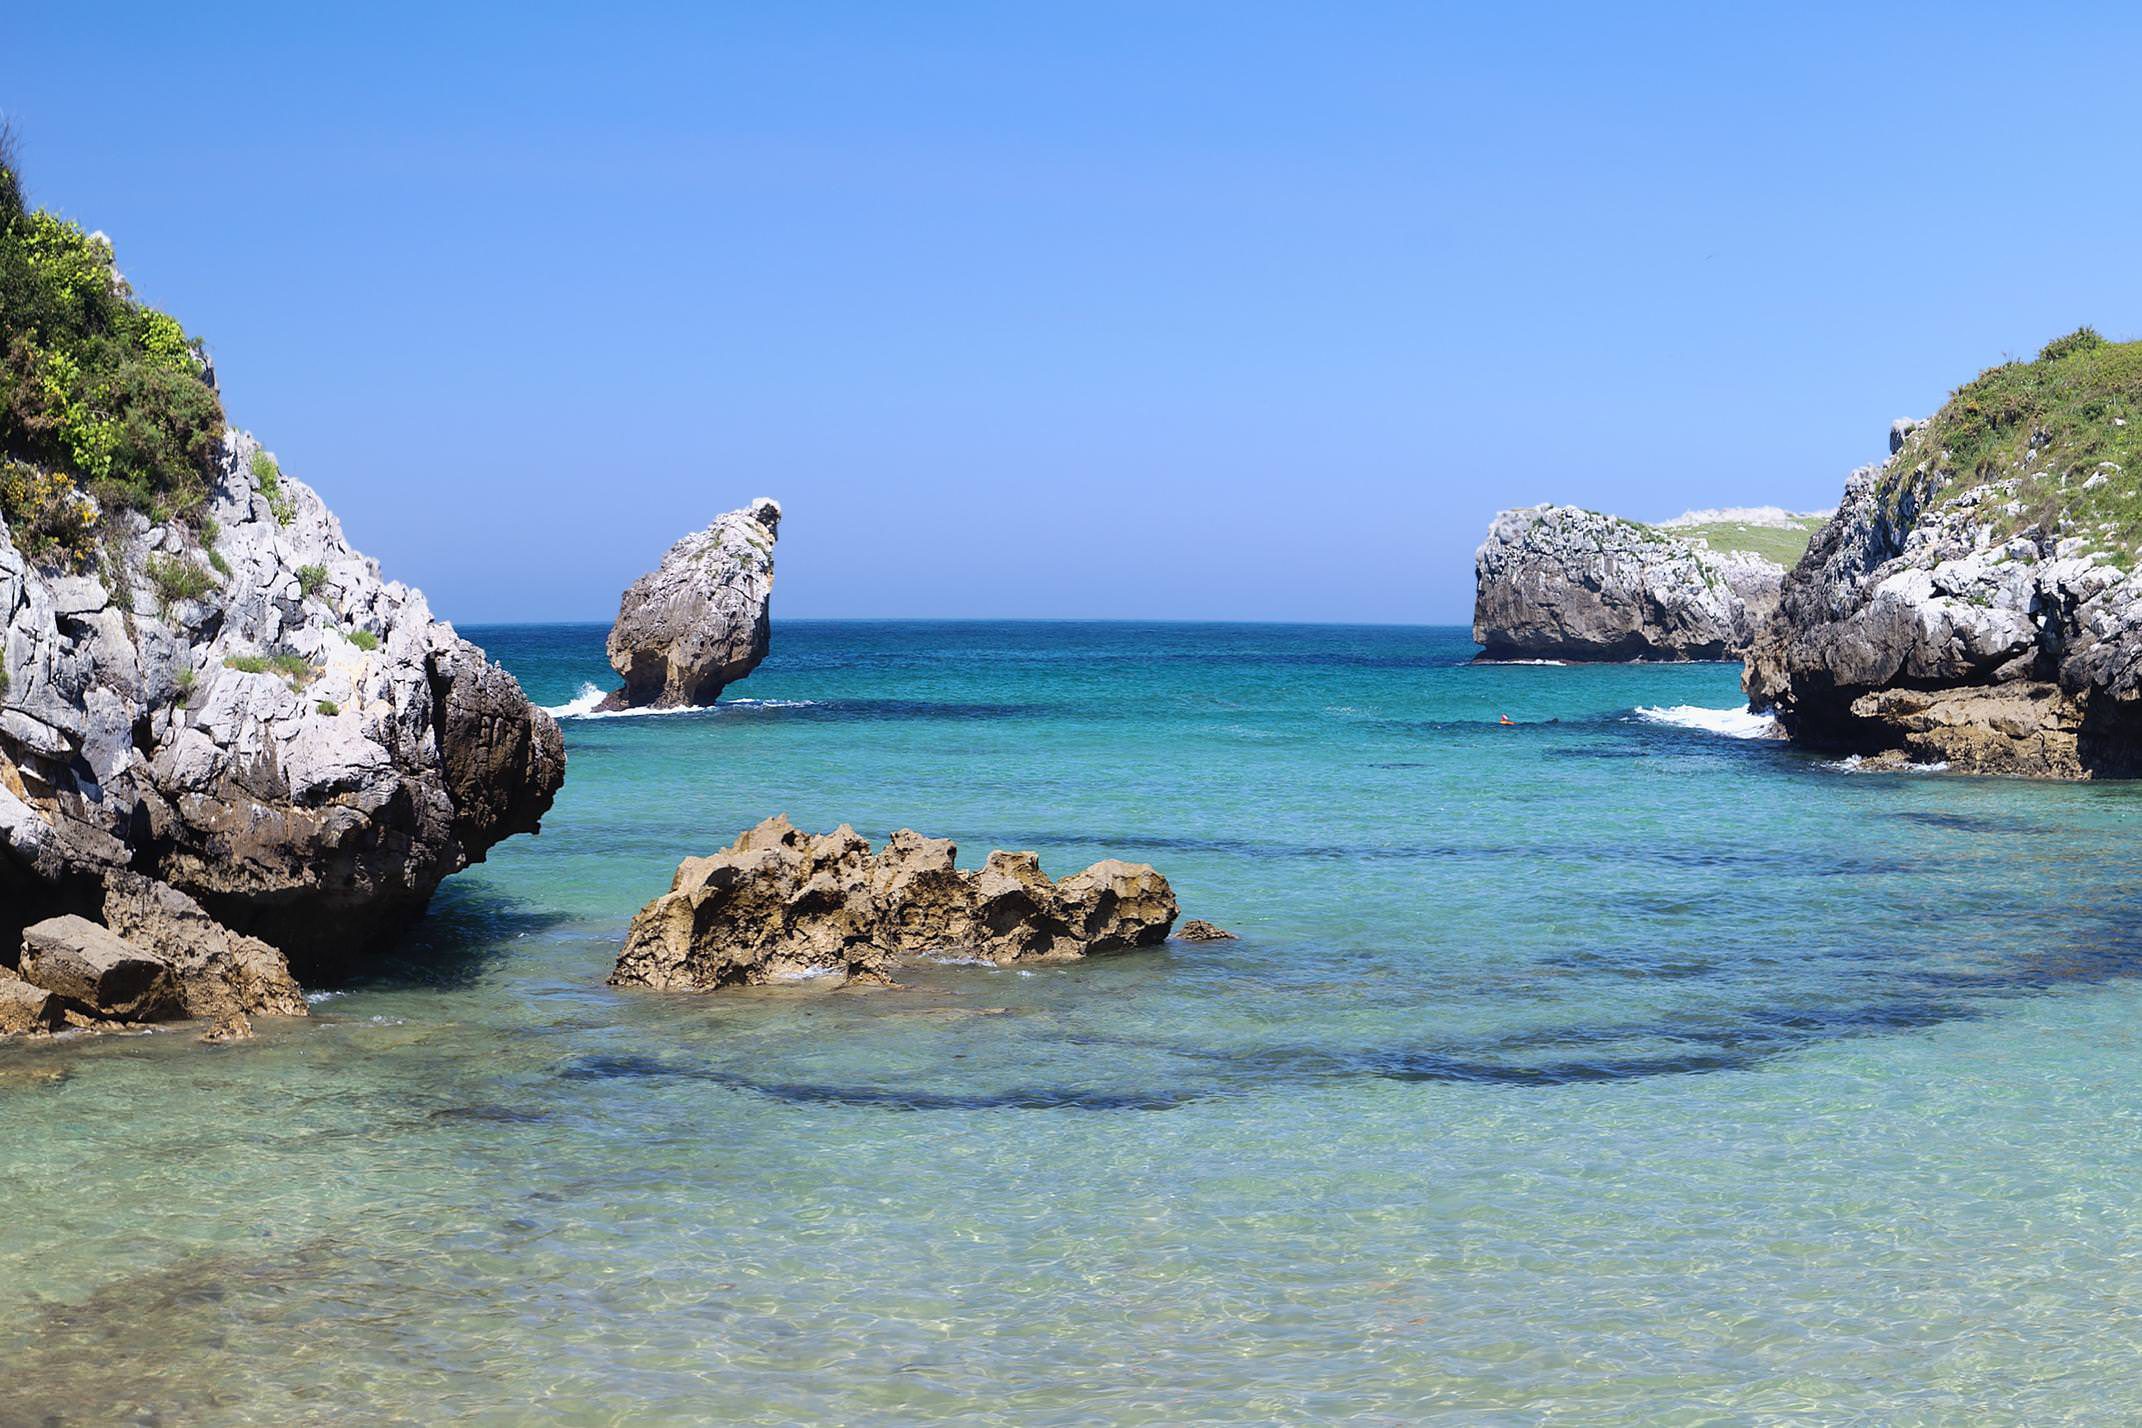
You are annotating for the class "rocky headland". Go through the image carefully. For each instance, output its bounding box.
[0,155,563,1035]
[613,815,1180,992]
[1473,504,1826,661]
[599,499,779,711]
[1746,328,2142,778]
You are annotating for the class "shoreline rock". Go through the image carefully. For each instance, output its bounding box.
[598,499,779,711]
[613,815,1179,992]
[1473,504,1820,661]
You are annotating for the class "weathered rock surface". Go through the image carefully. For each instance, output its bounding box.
[19,915,179,1021]
[1473,505,1814,661]
[0,972,61,1034]
[1176,919,1237,941]
[600,499,780,710]
[1746,409,2142,778]
[0,426,566,981]
[613,815,1179,992]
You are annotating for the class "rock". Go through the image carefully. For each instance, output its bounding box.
[1176,919,1237,941]
[1748,336,2142,777]
[1472,505,1822,661]
[0,423,565,967]
[99,871,306,1020]
[599,499,779,710]
[18,915,179,1021]
[0,972,61,1034]
[198,1012,254,1043]
[613,815,1178,992]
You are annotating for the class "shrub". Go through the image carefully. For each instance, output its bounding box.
[346,628,379,652]
[2041,326,2106,363]
[145,552,216,612]
[222,651,317,687]
[0,458,96,568]
[315,698,339,716]
[295,562,328,597]
[174,666,197,706]
[206,547,231,578]
[250,450,294,525]
[0,141,223,529]
[223,653,270,674]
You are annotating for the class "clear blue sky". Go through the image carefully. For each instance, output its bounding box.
[7,2,2138,623]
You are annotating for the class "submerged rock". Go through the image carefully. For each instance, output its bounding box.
[599,499,780,710]
[613,815,1179,992]
[1176,919,1237,941]
[1473,504,1823,661]
[1747,332,2142,777]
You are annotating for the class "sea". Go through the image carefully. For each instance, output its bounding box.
[5,621,2142,1424]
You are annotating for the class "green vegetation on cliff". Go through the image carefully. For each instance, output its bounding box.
[1669,516,1826,567]
[0,133,224,565]
[1900,327,2142,562]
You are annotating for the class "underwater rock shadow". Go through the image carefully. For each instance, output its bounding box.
[306,885,579,992]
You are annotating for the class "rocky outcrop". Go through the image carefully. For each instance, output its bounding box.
[1473,505,1811,660]
[613,815,1179,992]
[1747,333,2142,777]
[1176,920,1237,941]
[19,915,179,1022]
[599,499,779,710]
[0,426,566,986]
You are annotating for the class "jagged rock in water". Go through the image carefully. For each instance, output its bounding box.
[1747,334,2142,777]
[599,499,780,710]
[1473,504,1820,661]
[0,972,61,1034]
[0,428,566,980]
[612,815,1179,992]
[1176,919,1237,941]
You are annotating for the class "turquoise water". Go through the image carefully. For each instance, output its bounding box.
[7,621,2142,1423]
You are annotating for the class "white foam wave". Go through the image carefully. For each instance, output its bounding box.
[1477,658,1569,666]
[303,990,344,1005]
[541,683,820,720]
[1823,754,1951,774]
[1630,704,1780,740]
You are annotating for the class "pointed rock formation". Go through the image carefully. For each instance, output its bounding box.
[599,499,780,710]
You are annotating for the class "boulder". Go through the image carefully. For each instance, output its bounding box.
[1176,919,1238,941]
[0,972,61,1034]
[99,870,307,1020]
[19,915,179,1021]
[613,815,1179,992]
[599,499,780,710]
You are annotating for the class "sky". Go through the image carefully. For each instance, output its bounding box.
[6,2,2141,624]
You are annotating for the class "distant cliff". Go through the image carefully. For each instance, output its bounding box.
[1473,505,1825,661]
[1746,328,2142,777]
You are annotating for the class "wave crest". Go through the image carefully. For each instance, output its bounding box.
[1629,704,1780,740]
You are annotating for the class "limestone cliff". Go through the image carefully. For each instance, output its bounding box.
[0,164,563,1023]
[1473,505,1822,661]
[1746,329,2142,777]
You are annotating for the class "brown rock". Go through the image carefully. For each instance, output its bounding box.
[613,815,1178,993]
[100,872,308,1020]
[0,972,62,1034]
[1176,919,1238,942]
[199,1012,255,1043]
[19,915,180,1021]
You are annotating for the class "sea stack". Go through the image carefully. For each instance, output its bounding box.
[1472,504,1825,661]
[1746,329,2142,778]
[599,499,780,711]
[0,189,564,1030]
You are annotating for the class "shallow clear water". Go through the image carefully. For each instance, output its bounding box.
[6,621,2142,1424]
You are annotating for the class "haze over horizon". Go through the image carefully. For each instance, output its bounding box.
[8,1,2140,625]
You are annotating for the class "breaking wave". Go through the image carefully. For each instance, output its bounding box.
[542,683,818,720]
[1629,704,1780,740]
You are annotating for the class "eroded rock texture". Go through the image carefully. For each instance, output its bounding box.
[600,499,780,710]
[613,815,1179,992]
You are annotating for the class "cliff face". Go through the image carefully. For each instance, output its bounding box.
[0,174,563,1000]
[1747,332,2142,777]
[600,499,779,710]
[1473,505,1811,661]
[0,429,565,966]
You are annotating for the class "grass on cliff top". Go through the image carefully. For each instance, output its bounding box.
[0,130,225,566]
[1667,517,1826,567]
[1900,327,2142,563]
